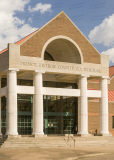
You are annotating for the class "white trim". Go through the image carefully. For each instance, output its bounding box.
[63,12,101,56]
[4,68,19,72]
[20,12,66,46]
[17,86,34,95]
[41,35,83,64]
[16,86,103,98]
[110,75,114,80]
[20,30,39,46]
[43,87,80,97]
[101,76,110,79]
[80,74,90,77]
[87,90,101,98]
[35,70,45,73]
[43,87,102,98]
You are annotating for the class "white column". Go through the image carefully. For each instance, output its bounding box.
[77,75,89,135]
[32,71,44,135]
[6,69,19,135]
[99,77,109,134]
[0,77,2,135]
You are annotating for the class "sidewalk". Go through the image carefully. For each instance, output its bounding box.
[0,144,114,160]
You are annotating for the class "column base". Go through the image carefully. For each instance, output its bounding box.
[77,131,93,137]
[32,132,46,137]
[6,135,21,138]
[77,131,89,134]
[5,132,18,136]
[98,131,109,134]
[33,135,47,138]
[76,134,92,137]
[94,133,112,137]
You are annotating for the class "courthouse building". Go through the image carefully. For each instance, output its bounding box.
[0,12,112,136]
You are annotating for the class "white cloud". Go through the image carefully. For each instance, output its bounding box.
[28,17,32,23]
[88,14,114,47]
[0,0,30,13]
[0,0,37,51]
[101,48,114,63]
[28,3,51,14]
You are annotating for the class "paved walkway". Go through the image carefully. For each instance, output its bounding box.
[0,144,114,160]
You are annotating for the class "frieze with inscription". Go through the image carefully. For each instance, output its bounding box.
[20,61,101,74]
[38,63,101,73]
[20,61,37,67]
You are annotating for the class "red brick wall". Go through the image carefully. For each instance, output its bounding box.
[88,101,99,134]
[109,102,114,135]
[88,82,99,90]
[88,101,114,136]
[108,77,114,90]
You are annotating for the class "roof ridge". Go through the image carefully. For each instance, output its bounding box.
[109,65,114,68]
[19,12,67,46]
[15,29,38,44]
[0,29,38,54]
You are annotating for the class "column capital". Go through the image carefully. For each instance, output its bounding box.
[4,68,19,72]
[100,76,110,80]
[79,74,90,78]
[34,70,45,74]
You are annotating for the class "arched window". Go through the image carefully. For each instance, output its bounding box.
[44,38,81,64]
[44,51,54,61]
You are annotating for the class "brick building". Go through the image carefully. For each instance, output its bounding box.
[88,66,114,136]
[0,12,112,137]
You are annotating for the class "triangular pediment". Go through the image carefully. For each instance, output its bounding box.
[20,12,100,64]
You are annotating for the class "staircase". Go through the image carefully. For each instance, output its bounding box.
[0,136,7,147]
[0,135,114,148]
[63,135,114,147]
[0,136,68,148]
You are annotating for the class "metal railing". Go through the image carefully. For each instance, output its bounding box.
[67,133,75,147]
[62,132,75,147]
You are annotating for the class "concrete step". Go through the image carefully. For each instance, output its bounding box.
[1,136,114,148]
[2,145,67,147]
[1,146,68,149]
[3,143,66,146]
[1,136,68,148]
[3,140,65,142]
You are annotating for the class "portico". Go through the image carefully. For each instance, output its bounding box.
[0,11,110,136]
[0,63,109,136]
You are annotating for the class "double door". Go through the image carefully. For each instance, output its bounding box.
[18,114,33,135]
[44,115,76,134]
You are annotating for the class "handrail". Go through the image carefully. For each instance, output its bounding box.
[67,132,75,147]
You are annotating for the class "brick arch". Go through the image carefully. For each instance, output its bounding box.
[42,35,83,64]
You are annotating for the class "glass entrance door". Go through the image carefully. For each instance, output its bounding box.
[18,115,32,135]
[44,115,76,134]
[18,94,33,135]
[63,116,75,134]
[44,116,62,134]
[43,92,78,134]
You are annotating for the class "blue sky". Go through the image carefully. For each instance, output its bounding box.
[1,0,114,66]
